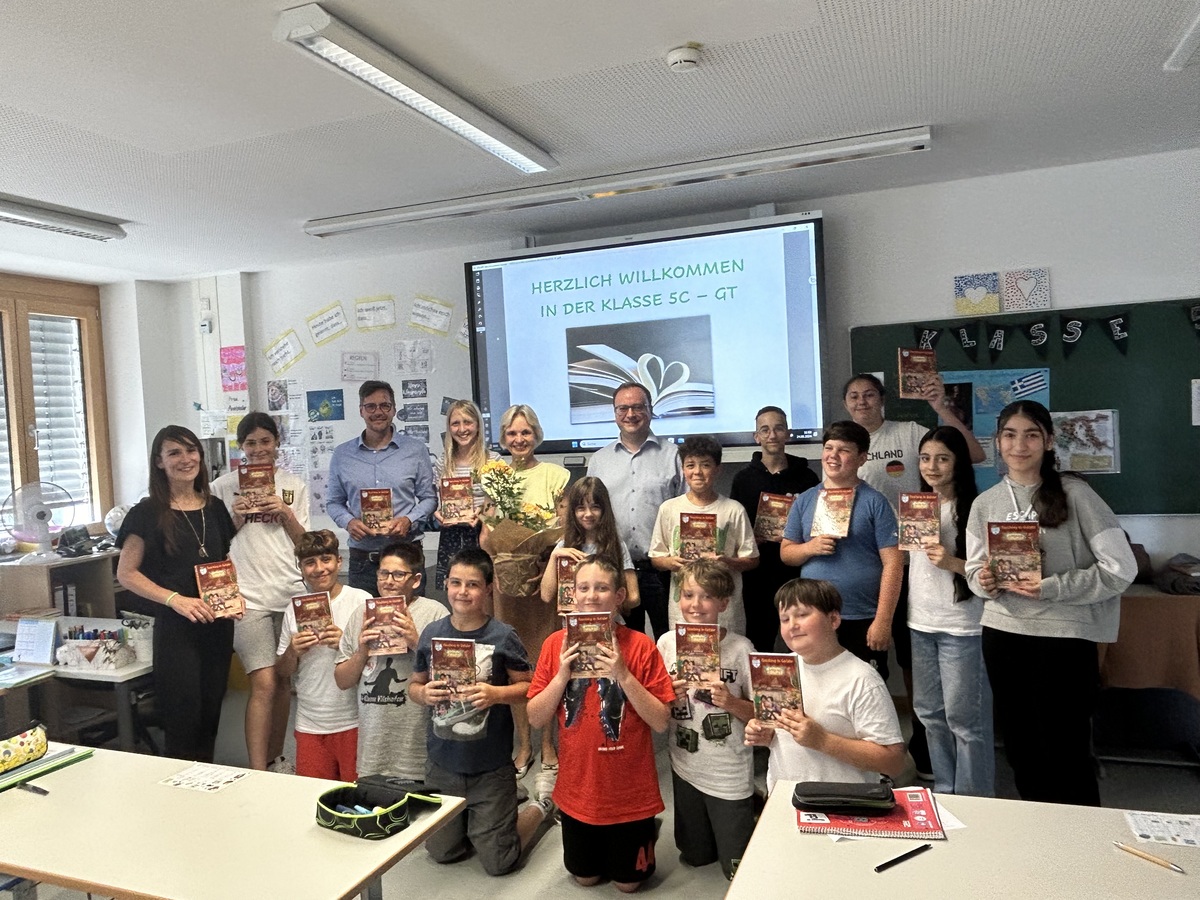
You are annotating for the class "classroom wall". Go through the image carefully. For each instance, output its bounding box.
[102,146,1200,560]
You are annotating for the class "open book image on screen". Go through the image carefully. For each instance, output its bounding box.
[565,316,715,424]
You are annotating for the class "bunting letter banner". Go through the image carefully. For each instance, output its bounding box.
[1103,311,1130,355]
[1060,315,1086,359]
[913,326,942,351]
[1021,320,1051,359]
[986,321,1010,363]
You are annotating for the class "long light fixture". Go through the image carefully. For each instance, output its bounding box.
[0,198,126,241]
[274,3,556,174]
[1164,6,1200,71]
[303,126,931,236]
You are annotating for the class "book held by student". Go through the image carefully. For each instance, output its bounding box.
[565,612,613,678]
[438,476,473,525]
[679,512,718,560]
[194,561,245,618]
[754,492,795,543]
[365,597,409,655]
[811,487,854,538]
[291,592,332,638]
[555,555,577,614]
[897,347,938,400]
[897,492,940,551]
[238,463,276,513]
[429,637,476,722]
[359,488,393,532]
[749,652,803,723]
[987,521,1042,595]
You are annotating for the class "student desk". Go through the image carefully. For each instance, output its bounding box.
[727,782,1195,899]
[0,748,465,900]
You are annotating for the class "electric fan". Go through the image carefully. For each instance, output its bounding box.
[0,481,76,563]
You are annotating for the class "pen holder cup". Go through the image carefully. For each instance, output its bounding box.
[315,780,442,840]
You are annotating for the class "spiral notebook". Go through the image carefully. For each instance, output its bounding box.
[795,787,947,840]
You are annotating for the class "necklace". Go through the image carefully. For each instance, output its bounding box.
[176,504,208,558]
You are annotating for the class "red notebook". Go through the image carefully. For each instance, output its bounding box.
[795,786,946,840]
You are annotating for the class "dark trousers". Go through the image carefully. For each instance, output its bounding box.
[836,617,890,683]
[154,612,234,762]
[626,565,670,640]
[982,627,1101,806]
[348,551,380,596]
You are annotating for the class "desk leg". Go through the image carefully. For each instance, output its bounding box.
[114,681,135,753]
[360,876,382,900]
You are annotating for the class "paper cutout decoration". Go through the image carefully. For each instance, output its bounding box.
[954,273,1001,317]
[1001,268,1051,312]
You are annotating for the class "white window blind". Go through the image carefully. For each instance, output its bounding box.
[28,314,93,523]
[0,320,12,504]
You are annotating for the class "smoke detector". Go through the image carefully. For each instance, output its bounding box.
[666,43,702,72]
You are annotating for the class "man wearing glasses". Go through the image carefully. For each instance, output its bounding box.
[328,380,437,593]
[586,381,684,639]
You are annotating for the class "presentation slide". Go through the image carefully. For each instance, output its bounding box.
[466,216,825,453]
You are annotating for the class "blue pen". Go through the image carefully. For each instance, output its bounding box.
[335,804,356,814]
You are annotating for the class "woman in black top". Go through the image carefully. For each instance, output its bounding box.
[116,425,237,761]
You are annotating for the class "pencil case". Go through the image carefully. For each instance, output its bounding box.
[0,722,47,776]
[791,780,896,817]
[315,776,442,840]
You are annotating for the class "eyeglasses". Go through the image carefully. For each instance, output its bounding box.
[378,569,416,581]
[614,404,649,415]
[361,402,395,414]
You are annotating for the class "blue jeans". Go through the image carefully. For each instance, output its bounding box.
[910,629,995,796]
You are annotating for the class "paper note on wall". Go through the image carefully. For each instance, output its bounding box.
[356,295,396,331]
[264,330,305,375]
[410,295,453,335]
[307,302,350,346]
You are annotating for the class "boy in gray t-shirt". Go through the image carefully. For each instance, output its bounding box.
[335,541,448,780]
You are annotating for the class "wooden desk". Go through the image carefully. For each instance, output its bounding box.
[1100,586,1200,702]
[728,782,1195,899]
[53,661,154,752]
[0,749,465,900]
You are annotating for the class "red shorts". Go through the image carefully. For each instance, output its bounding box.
[294,728,358,781]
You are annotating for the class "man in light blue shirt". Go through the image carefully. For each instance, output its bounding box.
[327,380,437,594]
[586,381,684,638]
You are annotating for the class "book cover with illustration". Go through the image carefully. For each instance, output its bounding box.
[897,492,940,551]
[193,561,245,618]
[237,463,276,512]
[365,597,408,656]
[897,347,938,400]
[565,316,715,423]
[754,492,795,542]
[556,555,578,614]
[987,522,1042,595]
[291,592,332,639]
[430,638,476,722]
[811,487,854,538]
[359,488,394,532]
[438,476,473,525]
[565,612,613,678]
[679,512,718,560]
[748,652,803,723]
[675,622,721,694]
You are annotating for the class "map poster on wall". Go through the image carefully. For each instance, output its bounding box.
[306,389,345,422]
[356,295,396,331]
[220,346,247,392]
[341,351,378,382]
[1050,409,1119,474]
[264,329,305,375]
[395,339,433,375]
[410,294,453,335]
[307,302,350,346]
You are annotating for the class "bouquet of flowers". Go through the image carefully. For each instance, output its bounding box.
[476,459,563,596]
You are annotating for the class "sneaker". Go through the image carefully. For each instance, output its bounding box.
[535,762,558,802]
[532,796,557,823]
[267,756,294,775]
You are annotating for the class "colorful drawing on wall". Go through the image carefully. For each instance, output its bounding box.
[306,389,345,422]
[953,272,1001,317]
[220,346,247,392]
[1001,268,1051,312]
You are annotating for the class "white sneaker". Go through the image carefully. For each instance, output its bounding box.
[267,756,295,775]
[535,763,558,802]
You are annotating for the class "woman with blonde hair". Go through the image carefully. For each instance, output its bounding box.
[432,399,499,591]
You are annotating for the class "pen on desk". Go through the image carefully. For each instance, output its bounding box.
[874,843,932,873]
[17,782,49,796]
[1113,841,1185,874]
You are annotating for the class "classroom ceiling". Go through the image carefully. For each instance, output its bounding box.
[0,0,1198,284]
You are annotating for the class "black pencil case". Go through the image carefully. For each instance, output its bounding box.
[791,780,896,816]
[315,777,443,840]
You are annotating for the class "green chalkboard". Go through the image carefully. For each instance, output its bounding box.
[850,298,1200,515]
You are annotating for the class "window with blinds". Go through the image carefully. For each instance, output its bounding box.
[29,314,92,524]
[0,320,13,505]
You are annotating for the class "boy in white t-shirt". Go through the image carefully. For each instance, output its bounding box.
[649,435,759,634]
[744,578,906,795]
[276,530,370,780]
[656,559,755,881]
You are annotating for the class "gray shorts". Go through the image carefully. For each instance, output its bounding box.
[233,608,286,674]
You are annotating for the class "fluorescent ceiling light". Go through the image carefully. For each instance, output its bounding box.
[304,126,931,236]
[274,3,556,174]
[0,198,126,241]
[1164,7,1200,71]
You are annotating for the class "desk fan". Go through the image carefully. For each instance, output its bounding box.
[0,481,75,563]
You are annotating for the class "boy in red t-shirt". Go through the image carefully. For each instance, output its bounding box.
[527,556,675,892]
